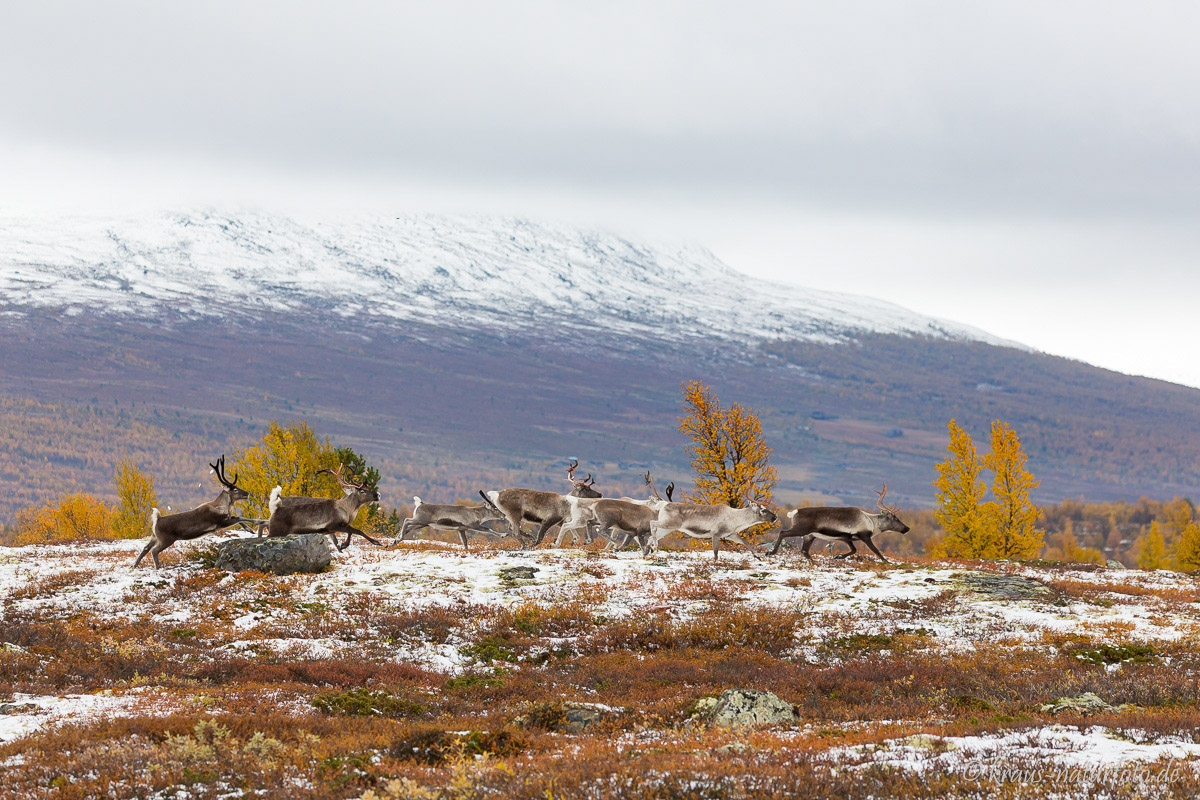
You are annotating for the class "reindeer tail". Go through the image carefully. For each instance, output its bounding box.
[150,507,160,537]
[413,496,422,510]
[268,486,283,517]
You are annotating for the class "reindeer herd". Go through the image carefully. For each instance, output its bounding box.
[133,457,910,570]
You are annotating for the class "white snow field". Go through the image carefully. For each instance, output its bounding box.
[0,210,1018,348]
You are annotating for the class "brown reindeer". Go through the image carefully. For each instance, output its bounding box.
[479,460,602,548]
[266,463,383,551]
[133,456,262,569]
[768,484,910,562]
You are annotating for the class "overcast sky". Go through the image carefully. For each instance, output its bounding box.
[3,2,1199,386]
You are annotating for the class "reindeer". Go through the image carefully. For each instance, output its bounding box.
[266,464,383,551]
[479,460,602,549]
[254,468,355,535]
[768,484,910,562]
[394,497,506,549]
[649,500,778,560]
[133,456,263,569]
[558,471,676,550]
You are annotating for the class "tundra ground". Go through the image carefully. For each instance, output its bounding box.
[2,536,1199,799]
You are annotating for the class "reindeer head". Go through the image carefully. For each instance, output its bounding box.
[209,455,250,504]
[748,501,778,525]
[329,463,381,506]
[565,459,602,499]
[875,484,910,534]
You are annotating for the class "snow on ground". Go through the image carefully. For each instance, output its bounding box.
[827,725,1200,772]
[4,538,1198,667]
[0,691,144,746]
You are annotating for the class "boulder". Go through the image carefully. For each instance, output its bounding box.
[691,689,799,728]
[1106,560,1124,570]
[498,566,539,583]
[1040,692,1111,715]
[214,534,332,575]
[954,572,1054,601]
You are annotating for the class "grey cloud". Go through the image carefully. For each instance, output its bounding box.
[2,1,1199,217]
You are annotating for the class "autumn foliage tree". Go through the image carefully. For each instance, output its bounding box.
[112,458,158,540]
[231,421,381,526]
[931,419,990,558]
[678,381,776,507]
[983,420,1045,560]
[14,494,115,545]
[931,418,1044,561]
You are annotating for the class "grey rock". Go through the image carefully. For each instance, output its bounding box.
[214,534,332,575]
[1106,560,1124,569]
[1040,692,1113,715]
[954,572,1053,601]
[0,703,38,715]
[498,566,539,582]
[692,689,798,728]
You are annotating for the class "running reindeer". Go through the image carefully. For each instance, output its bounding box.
[768,484,910,562]
[480,460,602,548]
[556,471,676,550]
[394,496,506,549]
[133,456,263,569]
[266,463,384,551]
[649,499,778,561]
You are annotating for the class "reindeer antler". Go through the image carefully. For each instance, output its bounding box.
[645,470,663,501]
[321,462,369,492]
[875,483,900,514]
[209,455,239,490]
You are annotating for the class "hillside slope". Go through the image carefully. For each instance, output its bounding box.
[0,211,1197,519]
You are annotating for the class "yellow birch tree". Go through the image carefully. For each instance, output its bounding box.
[112,458,158,539]
[930,419,991,558]
[1137,522,1166,570]
[981,419,1044,560]
[679,381,777,507]
[1175,521,1200,572]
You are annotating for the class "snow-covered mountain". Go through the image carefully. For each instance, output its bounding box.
[0,210,1014,348]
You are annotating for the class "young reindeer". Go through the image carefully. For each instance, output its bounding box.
[480,460,602,549]
[266,464,383,551]
[395,497,506,549]
[768,484,910,562]
[133,456,262,569]
[561,471,677,551]
[649,499,778,561]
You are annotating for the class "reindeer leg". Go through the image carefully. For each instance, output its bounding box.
[133,539,156,568]
[150,540,171,570]
[528,516,560,549]
[862,535,889,564]
[833,539,858,560]
[336,524,383,548]
[801,535,816,562]
[457,527,470,550]
[712,532,721,561]
[769,529,787,556]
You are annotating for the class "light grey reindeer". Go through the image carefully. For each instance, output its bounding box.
[394,496,506,549]
[133,455,263,569]
[479,460,603,548]
[768,484,910,562]
[557,471,675,550]
[266,463,383,552]
[649,500,778,560]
